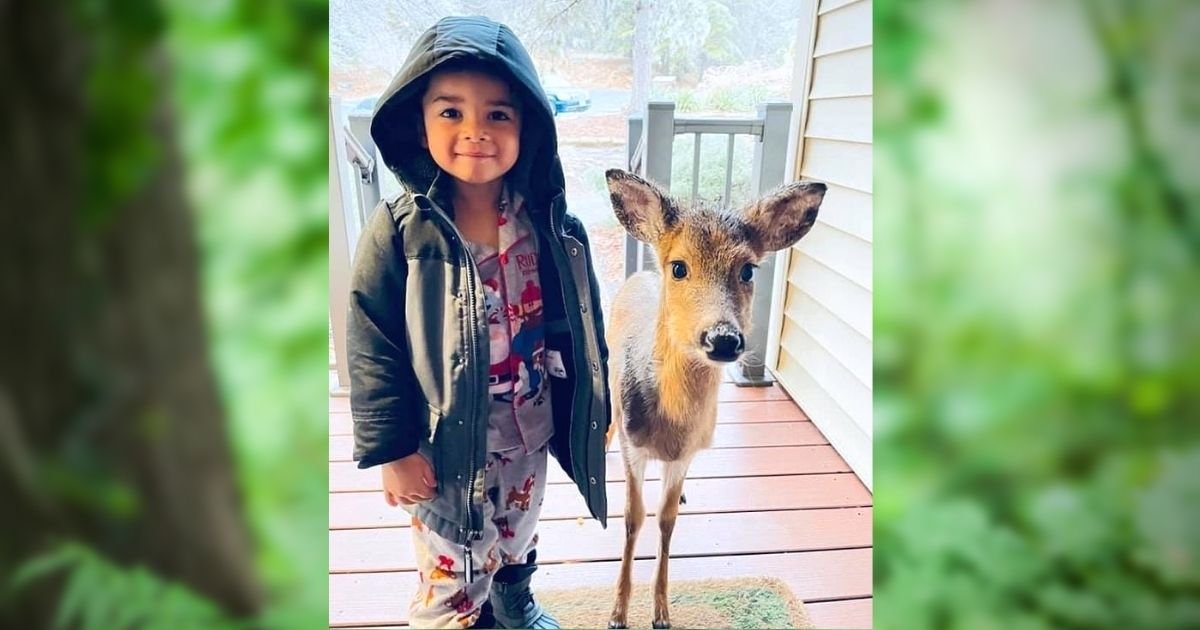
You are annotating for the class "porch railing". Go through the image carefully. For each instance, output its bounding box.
[329,97,381,393]
[625,101,793,386]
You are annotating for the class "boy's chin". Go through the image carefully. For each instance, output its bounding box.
[444,166,510,187]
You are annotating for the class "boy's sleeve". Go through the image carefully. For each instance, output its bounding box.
[347,202,426,469]
[569,218,613,430]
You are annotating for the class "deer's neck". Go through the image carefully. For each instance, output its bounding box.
[651,314,721,423]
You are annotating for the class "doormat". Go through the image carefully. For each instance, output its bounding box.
[533,576,813,629]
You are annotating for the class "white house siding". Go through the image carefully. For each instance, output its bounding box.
[775,0,872,489]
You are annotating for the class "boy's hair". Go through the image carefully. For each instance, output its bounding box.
[415,57,526,118]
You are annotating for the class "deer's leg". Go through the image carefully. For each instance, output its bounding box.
[608,447,646,629]
[652,455,693,629]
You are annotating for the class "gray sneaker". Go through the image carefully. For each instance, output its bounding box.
[489,576,560,629]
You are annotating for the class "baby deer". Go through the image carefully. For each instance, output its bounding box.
[603,169,826,629]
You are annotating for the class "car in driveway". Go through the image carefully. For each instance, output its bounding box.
[542,74,590,115]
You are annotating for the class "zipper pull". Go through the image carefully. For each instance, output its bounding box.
[464,543,474,584]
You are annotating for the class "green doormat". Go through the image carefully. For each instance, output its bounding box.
[534,576,813,629]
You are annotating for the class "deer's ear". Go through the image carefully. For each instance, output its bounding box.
[742,181,827,252]
[605,169,678,243]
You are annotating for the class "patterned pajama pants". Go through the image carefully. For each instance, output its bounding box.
[408,446,548,629]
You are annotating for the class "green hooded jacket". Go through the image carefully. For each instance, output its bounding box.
[347,16,610,547]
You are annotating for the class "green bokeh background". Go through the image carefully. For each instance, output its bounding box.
[166,0,328,625]
[874,1,1199,628]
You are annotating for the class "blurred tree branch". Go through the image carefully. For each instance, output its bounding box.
[1083,0,1198,254]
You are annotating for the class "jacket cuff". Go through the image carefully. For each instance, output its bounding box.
[353,416,422,469]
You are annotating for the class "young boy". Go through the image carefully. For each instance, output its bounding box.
[347,16,610,629]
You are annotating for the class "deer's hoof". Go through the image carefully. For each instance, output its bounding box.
[652,621,671,629]
[607,622,627,629]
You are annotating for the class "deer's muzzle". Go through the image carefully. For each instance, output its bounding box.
[699,323,745,363]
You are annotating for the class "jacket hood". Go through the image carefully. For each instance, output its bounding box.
[371,16,565,218]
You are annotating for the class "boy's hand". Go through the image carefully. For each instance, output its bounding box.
[381,453,437,506]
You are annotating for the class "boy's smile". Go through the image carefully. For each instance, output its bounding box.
[421,70,521,188]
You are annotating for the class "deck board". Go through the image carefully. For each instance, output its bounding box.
[331,444,853,492]
[807,597,873,629]
[330,507,871,572]
[328,400,809,436]
[330,422,826,462]
[331,473,871,529]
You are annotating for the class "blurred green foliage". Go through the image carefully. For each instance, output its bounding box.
[74,0,165,229]
[10,543,242,630]
[875,1,1200,628]
[163,0,328,626]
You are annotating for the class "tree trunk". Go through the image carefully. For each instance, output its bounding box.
[1,2,262,624]
[630,0,654,116]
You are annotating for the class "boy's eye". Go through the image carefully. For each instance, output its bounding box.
[489,110,515,122]
[438,108,461,119]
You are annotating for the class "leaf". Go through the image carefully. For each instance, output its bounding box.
[7,544,84,595]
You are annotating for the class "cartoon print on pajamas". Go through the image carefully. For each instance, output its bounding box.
[506,473,536,511]
[407,449,549,628]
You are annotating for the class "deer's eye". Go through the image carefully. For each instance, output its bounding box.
[670,261,688,280]
[740,264,755,282]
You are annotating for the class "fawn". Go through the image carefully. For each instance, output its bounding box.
[602,169,826,629]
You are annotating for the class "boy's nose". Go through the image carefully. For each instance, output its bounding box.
[461,124,489,142]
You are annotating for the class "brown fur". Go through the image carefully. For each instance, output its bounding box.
[603,169,825,629]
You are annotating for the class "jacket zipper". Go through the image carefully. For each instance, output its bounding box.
[462,236,478,582]
[417,194,484,575]
[457,207,484,582]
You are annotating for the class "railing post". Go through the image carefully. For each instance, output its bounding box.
[625,115,643,278]
[346,112,381,248]
[641,101,676,272]
[734,102,792,386]
[329,97,356,393]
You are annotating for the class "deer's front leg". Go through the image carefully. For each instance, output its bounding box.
[652,457,693,629]
[609,450,646,629]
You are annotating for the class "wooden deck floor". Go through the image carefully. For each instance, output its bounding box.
[329,379,872,628]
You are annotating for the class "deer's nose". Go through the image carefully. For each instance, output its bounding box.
[700,325,744,362]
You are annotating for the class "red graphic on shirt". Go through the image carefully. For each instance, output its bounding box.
[515,252,538,273]
[509,280,546,406]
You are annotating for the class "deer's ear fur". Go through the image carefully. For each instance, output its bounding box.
[741,181,827,252]
[605,169,678,244]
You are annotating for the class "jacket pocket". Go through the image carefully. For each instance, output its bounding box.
[420,403,444,477]
[419,406,442,496]
[426,404,443,443]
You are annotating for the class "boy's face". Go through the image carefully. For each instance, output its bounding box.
[420,70,521,188]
